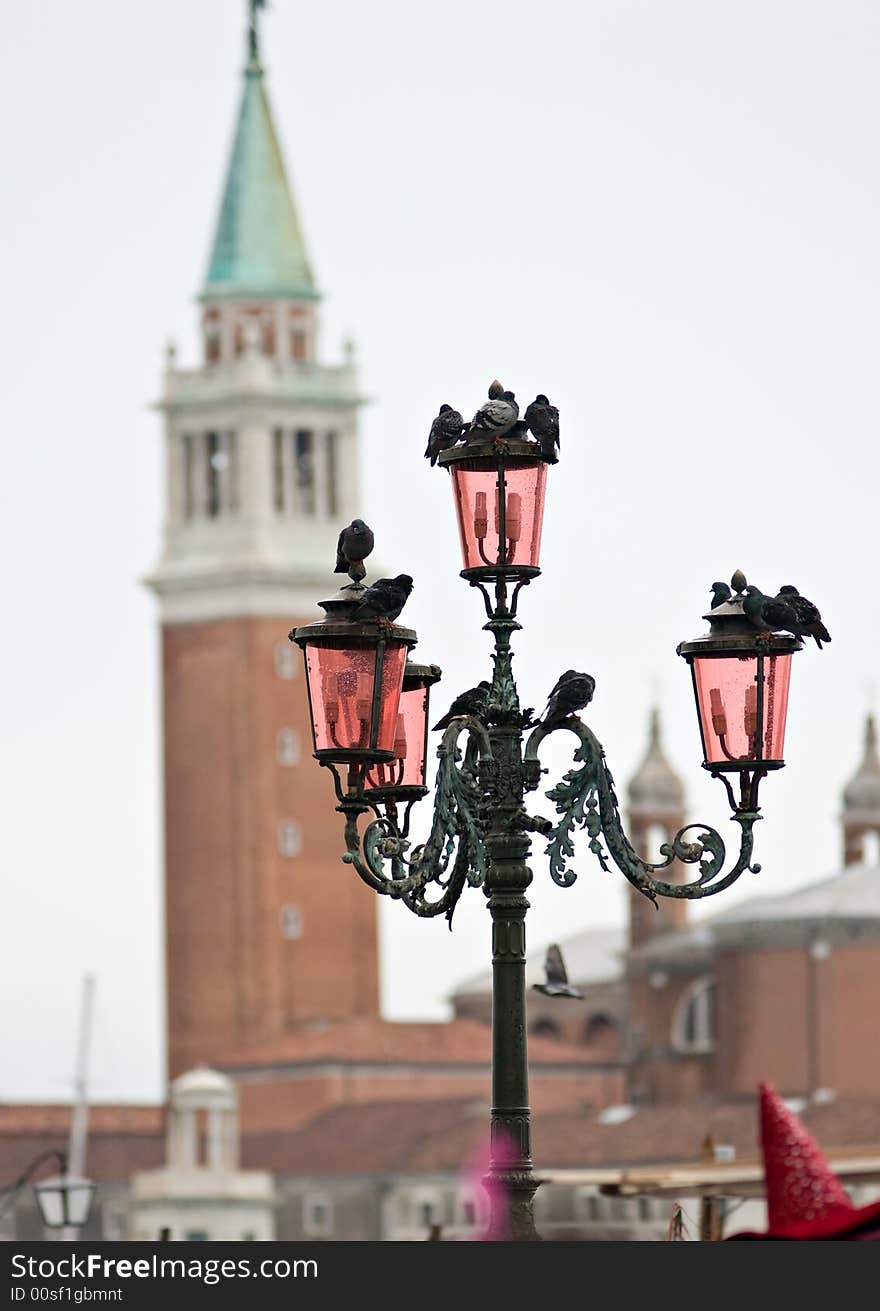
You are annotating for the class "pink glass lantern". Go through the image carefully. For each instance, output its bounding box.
[365,662,441,799]
[291,610,416,766]
[678,581,801,775]
[439,440,548,575]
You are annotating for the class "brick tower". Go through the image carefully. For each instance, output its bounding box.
[148,10,379,1078]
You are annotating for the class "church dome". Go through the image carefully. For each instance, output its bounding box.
[627,708,685,815]
[842,716,880,816]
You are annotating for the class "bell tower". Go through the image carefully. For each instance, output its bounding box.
[148,6,380,1078]
[842,715,880,867]
[626,707,687,949]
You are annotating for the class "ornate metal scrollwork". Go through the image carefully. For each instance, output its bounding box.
[336,718,491,923]
[524,717,761,903]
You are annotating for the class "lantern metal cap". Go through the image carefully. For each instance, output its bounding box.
[677,594,803,659]
[403,661,442,690]
[289,579,418,648]
[438,437,550,468]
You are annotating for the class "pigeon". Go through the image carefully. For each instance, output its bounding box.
[432,681,492,731]
[532,944,583,999]
[334,519,375,576]
[742,585,801,639]
[424,404,465,466]
[776,585,831,650]
[349,574,414,624]
[469,381,520,439]
[523,395,560,464]
[710,581,732,609]
[541,670,596,725]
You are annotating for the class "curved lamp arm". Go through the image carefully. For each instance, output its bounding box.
[338,719,492,918]
[524,717,761,903]
[0,1149,67,1222]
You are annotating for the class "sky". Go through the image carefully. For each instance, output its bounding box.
[1,0,878,1104]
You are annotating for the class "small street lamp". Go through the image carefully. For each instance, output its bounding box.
[0,1150,96,1233]
[291,383,804,1241]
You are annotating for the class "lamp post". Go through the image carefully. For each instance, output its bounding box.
[0,1150,96,1234]
[290,388,803,1241]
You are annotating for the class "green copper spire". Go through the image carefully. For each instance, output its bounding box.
[204,6,317,300]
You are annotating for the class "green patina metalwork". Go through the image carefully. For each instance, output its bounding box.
[204,23,317,301]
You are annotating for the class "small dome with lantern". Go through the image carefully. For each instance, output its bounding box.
[842,715,880,819]
[627,707,685,817]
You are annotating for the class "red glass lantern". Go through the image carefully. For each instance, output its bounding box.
[439,439,548,575]
[678,584,801,774]
[291,596,417,766]
[364,662,442,801]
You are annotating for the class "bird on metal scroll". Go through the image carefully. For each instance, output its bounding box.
[349,574,414,624]
[709,581,732,609]
[424,404,465,466]
[540,670,596,726]
[742,585,801,640]
[523,394,560,464]
[532,943,583,999]
[775,586,831,650]
[432,681,492,731]
[468,380,520,440]
[334,519,375,582]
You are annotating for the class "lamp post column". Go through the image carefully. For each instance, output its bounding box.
[484,608,540,1241]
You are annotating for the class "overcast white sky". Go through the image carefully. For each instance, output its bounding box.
[1,0,878,1104]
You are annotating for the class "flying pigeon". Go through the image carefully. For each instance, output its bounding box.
[776,585,831,650]
[523,395,560,464]
[334,519,375,578]
[743,585,801,639]
[424,404,465,466]
[532,944,583,999]
[432,681,492,731]
[541,670,596,725]
[349,575,414,624]
[710,581,732,609]
[469,381,520,439]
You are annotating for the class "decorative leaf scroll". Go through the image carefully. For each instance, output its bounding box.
[341,718,490,921]
[525,718,760,902]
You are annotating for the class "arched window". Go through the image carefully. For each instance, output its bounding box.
[671,977,717,1054]
[530,1017,561,1039]
[583,1012,616,1044]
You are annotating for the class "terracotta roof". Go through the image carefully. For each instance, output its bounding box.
[0,1105,162,1135]
[223,1017,601,1071]
[0,1132,163,1184]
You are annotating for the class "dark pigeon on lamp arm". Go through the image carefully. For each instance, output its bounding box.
[776,585,831,650]
[541,670,596,725]
[424,404,465,466]
[469,380,520,439]
[334,519,375,582]
[432,681,492,731]
[523,395,560,464]
[710,581,732,609]
[349,575,414,624]
[533,943,583,999]
[743,585,801,639]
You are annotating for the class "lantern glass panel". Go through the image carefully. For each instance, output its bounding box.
[304,641,408,754]
[693,653,792,766]
[365,683,429,790]
[450,458,547,570]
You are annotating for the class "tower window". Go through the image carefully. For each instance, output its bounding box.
[274,640,298,680]
[205,432,222,517]
[278,820,302,858]
[279,904,304,939]
[291,329,307,361]
[276,728,300,766]
[294,430,315,515]
[326,431,338,517]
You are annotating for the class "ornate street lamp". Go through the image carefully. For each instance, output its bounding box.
[290,384,805,1241]
[0,1150,96,1232]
